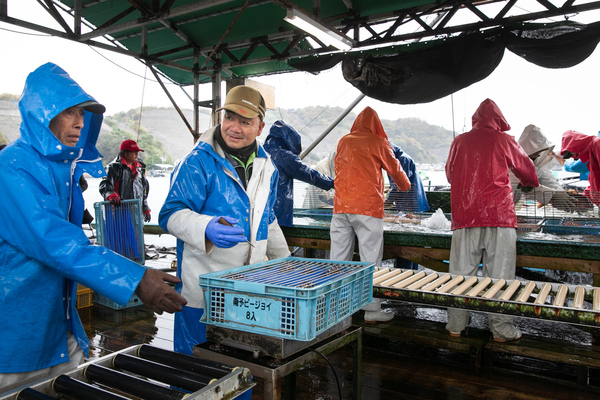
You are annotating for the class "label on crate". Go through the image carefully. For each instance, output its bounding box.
[222,292,294,334]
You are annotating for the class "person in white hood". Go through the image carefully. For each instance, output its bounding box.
[511,124,575,212]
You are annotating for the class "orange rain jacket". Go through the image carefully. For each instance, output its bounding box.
[445,99,539,230]
[334,107,410,219]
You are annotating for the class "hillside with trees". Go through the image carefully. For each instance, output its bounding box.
[0,97,454,165]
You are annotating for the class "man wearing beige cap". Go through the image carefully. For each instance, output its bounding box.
[160,85,290,355]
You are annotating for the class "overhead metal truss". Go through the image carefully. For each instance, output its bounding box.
[2,0,600,140]
[2,1,600,83]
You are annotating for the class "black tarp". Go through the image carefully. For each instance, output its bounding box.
[289,21,600,105]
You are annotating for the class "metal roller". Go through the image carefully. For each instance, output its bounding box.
[499,281,521,301]
[377,270,413,286]
[422,273,451,291]
[553,285,568,307]
[373,268,391,278]
[451,276,478,296]
[407,273,439,290]
[137,344,233,379]
[16,388,55,400]
[466,277,492,297]
[113,353,214,392]
[84,364,187,400]
[482,279,506,299]
[372,268,405,285]
[52,375,129,400]
[392,271,426,289]
[516,281,536,303]
[436,275,465,293]
[534,283,552,305]
[574,286,586,309]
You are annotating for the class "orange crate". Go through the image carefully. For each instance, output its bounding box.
[76,286,94,309]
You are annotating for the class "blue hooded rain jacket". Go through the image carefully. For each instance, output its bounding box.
[386,144,430,213]
[263,121,334,226]
[0,63,146,373]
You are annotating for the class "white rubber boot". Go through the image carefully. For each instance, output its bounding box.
[363,299,394,323]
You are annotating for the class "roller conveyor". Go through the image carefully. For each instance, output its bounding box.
[0,345,253,400]
[373,267,600,327]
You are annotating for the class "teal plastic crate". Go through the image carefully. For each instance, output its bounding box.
[92,291,143,310]
[199,257,374,341]
[94,199,145,264]
[542,218,600,236]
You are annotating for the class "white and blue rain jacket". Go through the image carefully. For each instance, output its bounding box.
[159,125,290,310]
[0,63,146,373]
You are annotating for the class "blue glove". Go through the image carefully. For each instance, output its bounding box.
[206,216,248,248]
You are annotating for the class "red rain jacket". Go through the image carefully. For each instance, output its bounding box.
[334,107,410,219]
[446,99,538,230]
[561,130,600,204]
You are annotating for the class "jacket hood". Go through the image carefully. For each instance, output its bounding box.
[518,125,554,156]
[351,106,388,139]
[18,63,105,176]
[471,98,511,132]
[518,124,555,168]
[561,130,596,162]
[264,120,302,155]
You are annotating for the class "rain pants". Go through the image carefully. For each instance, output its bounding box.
[100,153,151,214]
[386,143,430,213]
[561,130,600,204]
[331,107,410,266]
[445,98,538,340]
[159,125,290,354]
[510,124,563,205]
[0,63,146,374]
[263,120,334,227]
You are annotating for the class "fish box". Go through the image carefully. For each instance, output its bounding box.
[199,257,374,341]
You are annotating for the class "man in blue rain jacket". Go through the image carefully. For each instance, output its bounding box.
[264,120,334,227]
[159,86,290,355]
[0,63,186,393]
[386,143,429,214]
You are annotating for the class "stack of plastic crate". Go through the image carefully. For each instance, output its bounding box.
[93,199,145,309]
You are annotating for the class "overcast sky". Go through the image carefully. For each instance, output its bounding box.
[2,0,600,148]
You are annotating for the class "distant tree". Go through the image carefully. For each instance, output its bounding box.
[0,93,19,102]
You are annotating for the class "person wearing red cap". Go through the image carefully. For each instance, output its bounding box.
[100,139,151,222]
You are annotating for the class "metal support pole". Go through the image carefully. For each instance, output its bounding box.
[299,93,366,160]
[193,50,200,142]
[211,54,222,128]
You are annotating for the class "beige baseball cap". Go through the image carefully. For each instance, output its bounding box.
[216,86,266,120]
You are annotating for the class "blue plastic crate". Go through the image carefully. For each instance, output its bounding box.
[198,257,374,341]
[92,291,143,310]
[542,218,600,236]
[94,199,145,264]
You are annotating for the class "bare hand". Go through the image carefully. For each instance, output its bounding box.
[135,268,187,314]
